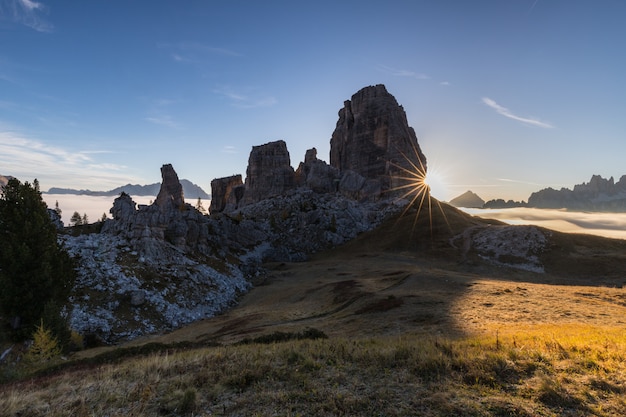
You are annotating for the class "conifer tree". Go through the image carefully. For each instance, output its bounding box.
[0,178,76,342]
[70,211,82,226]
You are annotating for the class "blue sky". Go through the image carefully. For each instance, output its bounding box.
[1,0,625,202]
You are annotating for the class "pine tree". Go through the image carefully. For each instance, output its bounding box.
[82,213,88,225]
[70,211,83,226]
[0,178,76,342]
[195,197,207,214]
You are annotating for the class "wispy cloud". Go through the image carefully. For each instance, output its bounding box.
[440,81,451,86]
[377,64,429,80]
[145,115,180,129]
[0,0,53,32]
[144,98,182,129]
[159,41,241,63]
[213,85,277,109]
[482,97,553,128]
[497,178,546,186]
[221,145,238,154]
[0,131,134,189]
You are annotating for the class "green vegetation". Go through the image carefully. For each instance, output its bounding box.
[0,178,76,344]
[2,325,625,416]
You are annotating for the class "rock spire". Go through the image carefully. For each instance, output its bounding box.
[330,84,427,196]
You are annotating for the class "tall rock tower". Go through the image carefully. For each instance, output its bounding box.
[330,84,427,196]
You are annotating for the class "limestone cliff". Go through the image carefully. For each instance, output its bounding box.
[330,84,427,199]
[239,140,296,207]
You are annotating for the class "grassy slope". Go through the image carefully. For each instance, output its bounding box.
[2,200,626,416]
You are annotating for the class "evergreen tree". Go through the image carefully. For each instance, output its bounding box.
[195,197,207,214]
[81,213,88,225]
[70,211,82,226]
[0,178,76,341]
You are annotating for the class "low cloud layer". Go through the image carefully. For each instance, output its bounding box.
[463,207,626,240]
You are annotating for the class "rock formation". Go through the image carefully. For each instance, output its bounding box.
[295,148,340,193]
[155,164,185,210]
[239,140,296,207]
[330,84,427,199]
[211,85,428,210]
[209,175,244,214]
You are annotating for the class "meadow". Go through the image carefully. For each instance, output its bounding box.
[2,201,626,416]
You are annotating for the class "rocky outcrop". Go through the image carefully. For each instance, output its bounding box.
[330,84,427,199]
[155,164,185,210]
[210,85,428,211]
[102,166,210,251]
[295,148,340,193]
[71,162,406,343]
[240,140,296,206]
[0,175,13,189]
[528,175,626,211]
[210,175,244,214]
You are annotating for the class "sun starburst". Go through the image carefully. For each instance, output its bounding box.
[387,142,451,240]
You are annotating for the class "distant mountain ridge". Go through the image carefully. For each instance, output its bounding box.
[448,190,485,208]
[527,174,626,211]
[47,179,210,199]
[475,174,626,211]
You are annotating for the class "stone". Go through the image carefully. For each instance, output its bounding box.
[210,174,244,214]
[240,140,296,206]
[330,84,427,199]
[155,164,185,210]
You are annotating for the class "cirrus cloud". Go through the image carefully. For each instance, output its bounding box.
[482,97,553,128]
[0,0,53,32]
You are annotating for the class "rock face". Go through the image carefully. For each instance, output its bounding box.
[240,140,296,206]
[155,164,185,209]
[528,175,626,211]
[295,148,340,193]
[210,175,244,214]
[330,84,427,199]
[449,190,485,208]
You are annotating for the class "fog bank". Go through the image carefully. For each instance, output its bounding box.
[462,207,626,240]
[42,194,207,225]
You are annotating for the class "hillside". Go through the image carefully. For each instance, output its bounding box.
[3,201,626,416]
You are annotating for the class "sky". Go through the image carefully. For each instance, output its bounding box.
[1,0,625,202]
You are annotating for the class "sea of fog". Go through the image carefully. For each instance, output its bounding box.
[461,207,626,240]
[42,194,626,240]
[43,194,206,225]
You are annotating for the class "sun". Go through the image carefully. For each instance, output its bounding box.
[387,146,452,239]
[424,168,448,201]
